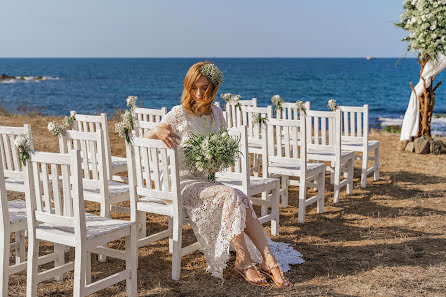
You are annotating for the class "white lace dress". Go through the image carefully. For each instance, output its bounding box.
[160,104,263,278]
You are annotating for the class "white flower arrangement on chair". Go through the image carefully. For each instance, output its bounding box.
[295,100,307,115]
[327,99,338,111]
[14,134,32,165]
[48,121,67,136]
[252,113,268,127]
[63,112,76,128]
[271,95,283,111]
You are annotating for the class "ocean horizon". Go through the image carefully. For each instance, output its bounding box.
[1,57,446,135]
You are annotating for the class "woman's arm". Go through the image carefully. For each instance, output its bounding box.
[144,123,181,149]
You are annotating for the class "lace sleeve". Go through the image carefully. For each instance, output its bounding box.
[160,105,186,135]
[212,105,227,130]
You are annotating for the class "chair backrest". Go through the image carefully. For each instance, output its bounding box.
[70,112,113,179]
[220,126,250,193]
[0,155,9,235]
[339,104,368,144]
[241,106,268,149]
[0,124,33,179]
[126,137,181,214]
[23,150,85,236]
[225,98,257,128]
[265,115,307,175]
[270,101,311,120]
[306,109,341,157]
[133,107,167,124]
[58,130,108,195]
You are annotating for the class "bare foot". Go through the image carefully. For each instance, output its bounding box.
[234,262,267,286]
[260,262,292,287]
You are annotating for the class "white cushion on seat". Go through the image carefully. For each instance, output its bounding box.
[111,156,127,174]
[8,199,27,223]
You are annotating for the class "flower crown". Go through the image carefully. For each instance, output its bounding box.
[200,63,224,86]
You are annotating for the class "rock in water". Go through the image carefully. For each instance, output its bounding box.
[405,141,415,152]
[414,136,430,154]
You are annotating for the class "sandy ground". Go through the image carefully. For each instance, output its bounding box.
[2,113,446,297]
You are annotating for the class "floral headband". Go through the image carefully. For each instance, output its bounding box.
[200,63,224,86]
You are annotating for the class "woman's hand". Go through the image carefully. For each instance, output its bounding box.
[146,123,181,149]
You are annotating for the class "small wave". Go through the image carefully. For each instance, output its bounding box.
[378,116,446,136]
[0,76,59,84]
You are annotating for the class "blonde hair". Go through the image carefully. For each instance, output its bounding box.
[181,62,220,115]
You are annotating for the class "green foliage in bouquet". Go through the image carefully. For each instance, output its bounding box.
[184,129,242,181]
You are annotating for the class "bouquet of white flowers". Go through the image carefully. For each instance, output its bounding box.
[220,93,242,111]
[327,99,337,111]
[252,113,268,127]
[184,128,242,181]
[115,97,137,144]
[48,121,67,136]
[14,134,32,165]
[271,95,283,111]
[295,100,307,115]
[63,112,76,128]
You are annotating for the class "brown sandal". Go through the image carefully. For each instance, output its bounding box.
[260,263,293,287]
[234,263,268,286]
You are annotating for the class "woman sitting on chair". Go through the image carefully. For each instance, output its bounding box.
[145,61,291,287]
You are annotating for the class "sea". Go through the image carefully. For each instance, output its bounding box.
[1,58,446,135]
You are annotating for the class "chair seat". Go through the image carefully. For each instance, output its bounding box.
[268,161,325,177]
[308,149,354,162]
[5,177,25,192]
[216,176,278,194]
[36,213,133,245]
[8,199,27,223]
[111,156,127,174]
[83,180,130,203]
[341,139,380,151]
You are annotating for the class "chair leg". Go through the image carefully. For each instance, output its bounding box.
[98,202,111,263]
[260,192,268,217]
[54,244,65,281]
[126,225,138,297]
[316,170,325,213]
[281,176,289,207]
[374,145,380,181]
[1,230,10,297]
[73,245,87,297]
[85,252,91,285]
[271,186,279,236]
[346,157,354,195]
[168,217,173,254]
[298,178,306,224]
[333,165,341,203]
[26,237,39,297]
[16,230,26,263]
[171,214,183,281]
[361,150,368,188]
[138,210,147,240]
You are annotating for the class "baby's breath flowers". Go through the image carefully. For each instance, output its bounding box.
[115,97,137,144]
[295,100,307,115]
[48,121,67,136]
[63,112,76,128]
[14,134,32,165]
[200,63,224,86]
[126,96,138,109]
[328,99,338,111]
[271,95,283,111]
[253,113,268,127]
[184,128,241,181]
[220,93,242,111]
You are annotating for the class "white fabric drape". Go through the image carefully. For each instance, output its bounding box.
[400,53,446,141]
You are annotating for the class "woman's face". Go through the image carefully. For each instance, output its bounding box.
[191,75,209,103]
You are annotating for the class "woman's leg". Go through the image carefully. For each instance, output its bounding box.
[232,232,267,285]
[243,208,291,286]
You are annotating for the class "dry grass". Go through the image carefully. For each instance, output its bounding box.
[2,114,446,297]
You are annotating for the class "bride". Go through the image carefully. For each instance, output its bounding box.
[146,61,291,287]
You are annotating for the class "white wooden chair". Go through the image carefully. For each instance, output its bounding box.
[133,106,167,124]
[70,111,127,181]
[216,125,280,235]
[23,150,137,297]
[265,115,326,223]
[306,109,354,203]
[0,124,34,192]
[58,129,130,219]
[339,104,380,188]
[271,101,311,120]
[225,98,257,128]
[126,137,201,280]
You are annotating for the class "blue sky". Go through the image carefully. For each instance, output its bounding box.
[0,0,411,58]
